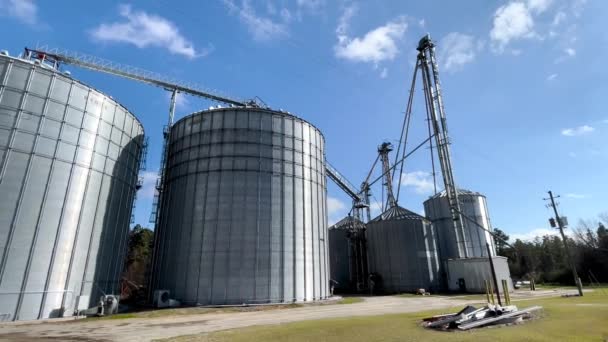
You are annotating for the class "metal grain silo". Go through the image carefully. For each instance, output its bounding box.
[0,53,144,321]
[151,107,329,305]
[328,216,367,293]
[424,189,496,258]
[366,206,441,293]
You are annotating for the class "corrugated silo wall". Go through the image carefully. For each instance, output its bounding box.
[424,193,496,259]
[366,219,441,293]
[0,55,144,321]
[150,108,329,304]
[328,227,368,292]
[328,228,350,290]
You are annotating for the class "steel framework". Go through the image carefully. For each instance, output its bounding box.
[414,35,468,258]
[378,142,397,210]
[325,162,370,222]
[24,47,250,107]
[22,46,364,227]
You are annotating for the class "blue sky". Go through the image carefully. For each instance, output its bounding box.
[1,0,606,241]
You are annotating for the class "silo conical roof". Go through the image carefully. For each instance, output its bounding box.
[370,205,426,222]
[427,188,483,200]
[329,216,366,230]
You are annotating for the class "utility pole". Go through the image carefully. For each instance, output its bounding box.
[544,191,584,296]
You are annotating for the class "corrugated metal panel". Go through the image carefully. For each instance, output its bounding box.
[446,257,513,293]
[328,216,367,292]
[424,189,496,258]
[151,108,328,304]
[0,55,144,321]
[366,206,441,293]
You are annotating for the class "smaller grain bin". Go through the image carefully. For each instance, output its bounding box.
[328,216,368,293]
[366,206,441,293]
[424,189,496,259]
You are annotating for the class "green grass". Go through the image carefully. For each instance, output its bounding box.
[394,292,488,302]
[67,303,306,322]
[62,312,138,323]
[533,284,577,290]
[103,313,137,320]
[394,292,489,301]
[133,303,305,318]
[160,290,608,342]
[336,297,363,304]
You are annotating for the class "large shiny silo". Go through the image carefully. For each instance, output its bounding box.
[151,107,329,305]
[366,206,441,293]
[0,53,144,321]
[424,189,496,258]
[328,216,367,293]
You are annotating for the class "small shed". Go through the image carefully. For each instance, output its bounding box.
[446,257,514,293]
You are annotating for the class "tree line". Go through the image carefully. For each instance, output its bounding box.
[121,224,154,303]
[494,213,608,285]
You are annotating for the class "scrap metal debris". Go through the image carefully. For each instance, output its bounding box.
[422,304,542,331]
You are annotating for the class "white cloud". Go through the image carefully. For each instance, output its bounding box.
[327,196,347,216]
[175,93,190,109]
[561,125,594,136]
[165,92,190,111]
[572,0,587,17]
[552,11,566,26]
[490,0,585,58]
[370,201,383,217]
[565,193,588,199]
[438,32,477,72]
[334,14,407,64]
[527,0,553,13]
[490,2,535,52]
[380,67,388,78]
[280,8,292,22]
[335,4,358,44]
[90,5,204,58]
[554,47,577,63]
[510,227,571,242]
[222,0,288,41]
[565,48,576,56]
[418,19,426,28]
[0,0,38,25]
[265,1,277,15]
[546,73,558,81]
[603,119,608,124]
[139,171,159,199]
[296,0,324,11]
[400,171,435,195]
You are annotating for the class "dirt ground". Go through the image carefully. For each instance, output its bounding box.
[0,288,583,342]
